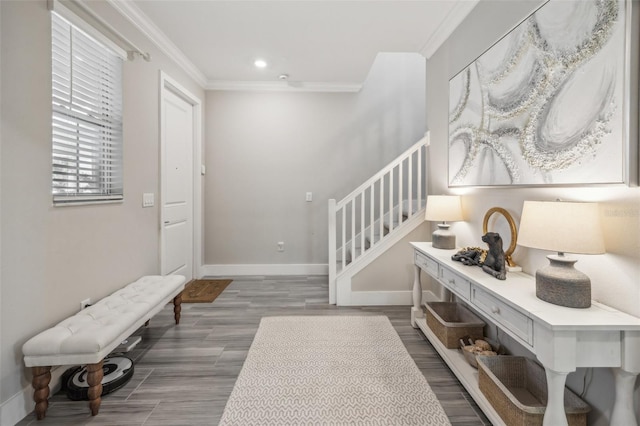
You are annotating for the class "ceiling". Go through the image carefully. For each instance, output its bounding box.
[111,0,479,90]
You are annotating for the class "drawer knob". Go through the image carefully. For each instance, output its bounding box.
[448,279,455,285]
[491,306,500,314]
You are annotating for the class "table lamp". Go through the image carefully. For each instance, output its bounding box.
[517,200,605,308]
[425,195,464,249]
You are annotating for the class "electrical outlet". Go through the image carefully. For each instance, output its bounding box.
[277,242,285,252]
[80,298,91,311]
[306,192,313,202]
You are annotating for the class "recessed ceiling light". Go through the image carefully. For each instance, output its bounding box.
[254,59,267,69]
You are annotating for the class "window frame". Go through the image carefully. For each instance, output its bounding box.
[51,9,125,206]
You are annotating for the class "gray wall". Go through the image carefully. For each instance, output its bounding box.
[204,53,426,268]
[425,1,640,424]
[0,1,204,422]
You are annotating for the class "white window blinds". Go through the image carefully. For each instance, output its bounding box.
[52,12,124,204]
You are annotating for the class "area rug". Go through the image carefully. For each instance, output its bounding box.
[181,279,232,303]
[219,316,451,425]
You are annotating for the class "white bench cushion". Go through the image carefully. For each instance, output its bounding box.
[23,275,186,367]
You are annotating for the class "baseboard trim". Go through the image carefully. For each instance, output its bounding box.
[0,387,31,426]
[201,264,328,277]
[1,366,65,426]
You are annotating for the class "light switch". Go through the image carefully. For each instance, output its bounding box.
[142,193,154,207]
[306,192,313,202]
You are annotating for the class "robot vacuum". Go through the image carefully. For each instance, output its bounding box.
[63,355,134,401]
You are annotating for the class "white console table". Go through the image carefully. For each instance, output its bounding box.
[410,242,640,426]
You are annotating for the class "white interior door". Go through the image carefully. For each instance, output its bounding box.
[161,86,194,279]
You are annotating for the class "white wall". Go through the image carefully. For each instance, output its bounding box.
[425,1,640,424]
[352,225,431,293]
[203,52,425,272]
[0,1,204,423]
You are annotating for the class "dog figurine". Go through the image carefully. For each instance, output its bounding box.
[481,232,507,280]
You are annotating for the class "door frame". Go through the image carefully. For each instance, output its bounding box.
[159,71,202,279]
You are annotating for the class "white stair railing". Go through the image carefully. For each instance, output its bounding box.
[328,132,430,304]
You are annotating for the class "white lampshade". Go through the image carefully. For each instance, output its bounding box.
[518,200,605,309]
[518,201,605,255]
[425,195,464,222]
[425,195,463,249]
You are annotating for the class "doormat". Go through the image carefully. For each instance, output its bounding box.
[181,279,232,303]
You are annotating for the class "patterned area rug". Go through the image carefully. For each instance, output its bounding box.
[181,279,232,303]
[219,316,451,425]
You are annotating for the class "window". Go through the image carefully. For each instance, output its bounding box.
[51,12,123,204]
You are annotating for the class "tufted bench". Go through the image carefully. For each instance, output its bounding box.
[22,274,187,420]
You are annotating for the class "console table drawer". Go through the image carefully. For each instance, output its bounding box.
[440,266,471,301]
[471,286,533,346]
[415,252,438,277]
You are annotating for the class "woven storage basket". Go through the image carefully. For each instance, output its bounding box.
[477,356,590,426]
[425,302,485,349]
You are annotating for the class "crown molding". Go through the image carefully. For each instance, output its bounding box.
[420,0,480,59]
[106,0,476,90]
[106,0,207,87]
[106,0,361,92]
[206,80,362,93]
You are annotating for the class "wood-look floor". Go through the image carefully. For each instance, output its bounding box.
[17,276,491,426]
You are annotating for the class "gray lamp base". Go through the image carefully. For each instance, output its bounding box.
[432,224,456,250]
[535,254,591,309]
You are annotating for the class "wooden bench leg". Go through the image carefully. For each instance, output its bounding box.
[86,361,104,416]
[32,366,51,420]
[173,292,182,324]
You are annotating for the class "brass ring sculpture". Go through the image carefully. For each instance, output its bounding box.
[482,207,518,267]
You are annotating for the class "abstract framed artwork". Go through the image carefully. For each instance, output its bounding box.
[448,0,632,187]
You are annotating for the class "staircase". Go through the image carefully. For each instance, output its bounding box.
[328,132,430,305]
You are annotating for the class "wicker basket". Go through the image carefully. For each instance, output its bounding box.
[425,302,485,349]
[477,356,590,426]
